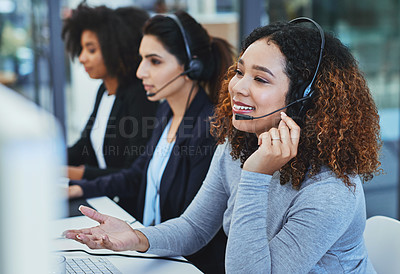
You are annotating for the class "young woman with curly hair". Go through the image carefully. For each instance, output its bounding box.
[65,19,381,273]
[62,4,158,181]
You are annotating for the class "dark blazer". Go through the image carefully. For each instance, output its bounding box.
[70,88,227,273]
[68,80,158,180]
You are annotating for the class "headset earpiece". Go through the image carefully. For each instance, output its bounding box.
[187,59,203,79]
[286,81,310,122]
[167,14,203,80]
[298,83,314,119]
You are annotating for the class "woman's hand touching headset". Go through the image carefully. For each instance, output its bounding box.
[243,112,300,175]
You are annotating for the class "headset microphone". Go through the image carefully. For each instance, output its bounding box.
[146,67,194,97]
[235,95,311,120]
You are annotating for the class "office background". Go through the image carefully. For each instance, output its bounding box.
[0,0,398,219]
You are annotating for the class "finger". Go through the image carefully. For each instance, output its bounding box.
[63,229,82,236]
[278,118,286,129]
[78,227,94,234]
[280,112,300,144]
[63,228,91,236]
[72,234,85,244]
[278,120,290,145]
[64,231,80,240]
[269,128,281,144]
[77,233,104,249]
[258,132,271,147]
[63,227,93,239]
[79,205,108,224]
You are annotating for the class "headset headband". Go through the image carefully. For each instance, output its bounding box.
[289,17,325,98]
[167,14,193,64]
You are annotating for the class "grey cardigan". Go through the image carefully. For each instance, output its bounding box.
[138,142,376,273]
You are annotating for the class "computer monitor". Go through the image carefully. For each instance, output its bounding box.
[0,84,66,273]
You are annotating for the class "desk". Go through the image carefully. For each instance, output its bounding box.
[53,196,202,274]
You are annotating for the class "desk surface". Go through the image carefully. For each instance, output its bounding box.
[54,196,202,274]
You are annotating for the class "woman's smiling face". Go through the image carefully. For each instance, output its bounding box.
[229,39,290,136]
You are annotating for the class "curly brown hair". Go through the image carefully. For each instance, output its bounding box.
[211,21,382,189]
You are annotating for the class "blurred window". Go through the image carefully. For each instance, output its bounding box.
[0,0,54,112]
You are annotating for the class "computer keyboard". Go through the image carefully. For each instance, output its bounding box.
[66,257,122,274]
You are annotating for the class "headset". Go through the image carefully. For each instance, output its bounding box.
[235,17,325,121]
[166,14,203,80]
[289,17,325,119]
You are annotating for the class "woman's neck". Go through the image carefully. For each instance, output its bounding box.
[103,77,119,95]
[167,82,199,118]
[165,82,199,143]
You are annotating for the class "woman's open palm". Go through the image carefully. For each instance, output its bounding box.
[64,206,140,252]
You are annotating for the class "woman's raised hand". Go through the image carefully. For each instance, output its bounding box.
[243,112,300,175]
[63,206,149,252]
[68,185,84,199]
[67,165,85,180]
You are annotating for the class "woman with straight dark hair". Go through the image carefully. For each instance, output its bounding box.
[68,11,235,273]
[62,4,158,181]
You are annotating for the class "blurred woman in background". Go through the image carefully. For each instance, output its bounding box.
[62,4,158,180]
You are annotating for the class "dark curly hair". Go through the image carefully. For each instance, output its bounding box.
[142,11,235,104]
[61,3,149,87]
[211,21,382,189]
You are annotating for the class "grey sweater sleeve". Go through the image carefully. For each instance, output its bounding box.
[136,144,229,256]
[226,170,358,273]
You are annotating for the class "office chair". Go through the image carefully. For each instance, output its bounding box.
[364,215,400,274]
